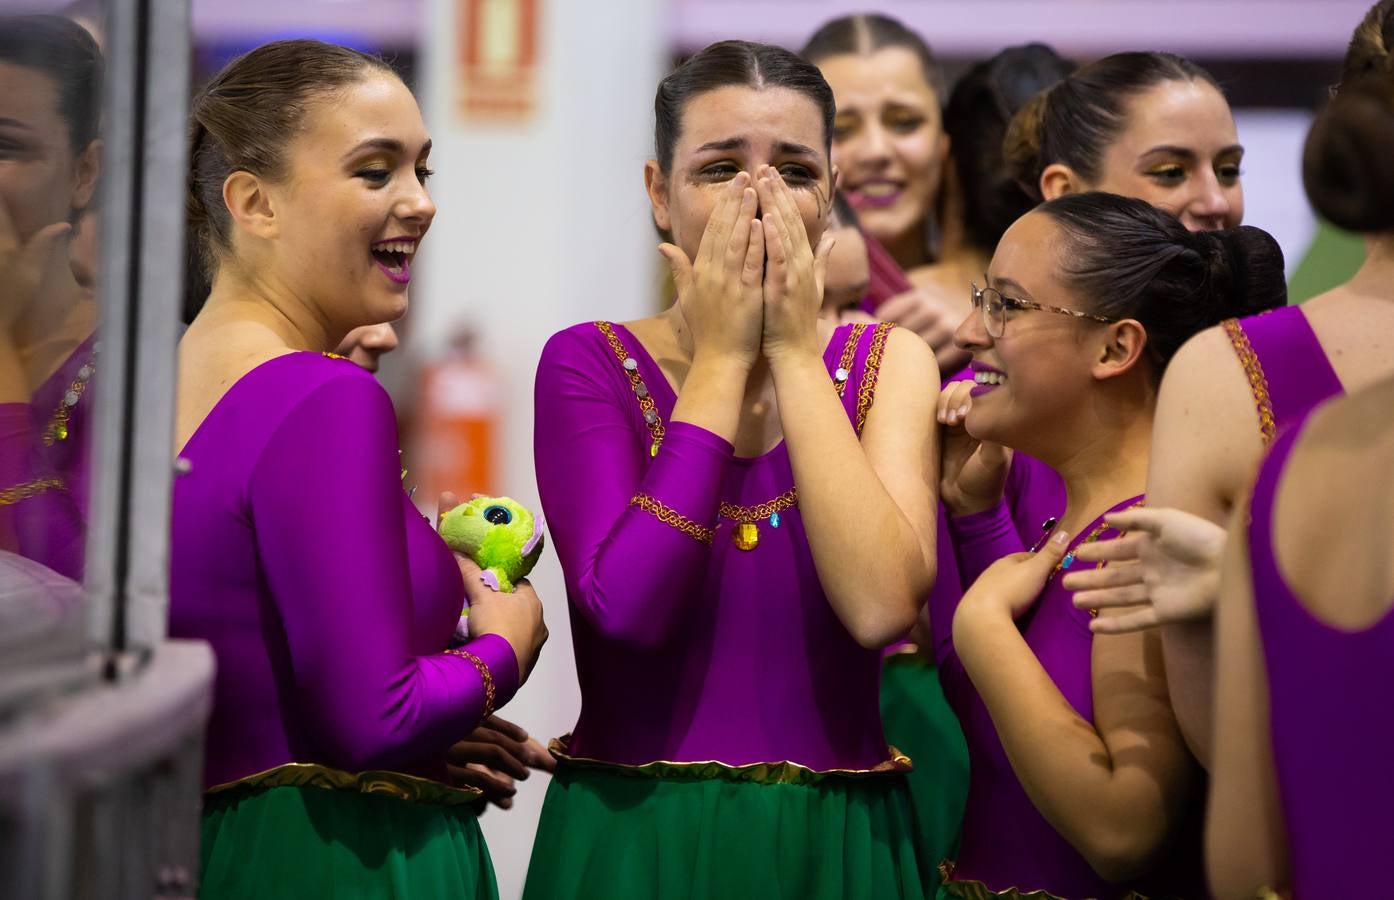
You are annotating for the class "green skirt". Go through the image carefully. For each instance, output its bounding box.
[200,765,498,900]
[522,747,930,900]
[880,650,971,894]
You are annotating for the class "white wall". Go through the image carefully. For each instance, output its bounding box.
[670,0,1373,58]
[1232,109,1318,275]
[416,2,665,897]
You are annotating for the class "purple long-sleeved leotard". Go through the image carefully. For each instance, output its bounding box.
[169,351,518,789]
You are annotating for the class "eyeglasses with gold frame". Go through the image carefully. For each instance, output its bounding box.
[970,279,1118,338]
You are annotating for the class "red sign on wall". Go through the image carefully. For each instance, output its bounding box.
[457,0,540,122]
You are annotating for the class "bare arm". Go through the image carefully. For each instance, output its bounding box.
[773,328,940,647]
[1206,498,1289,899]
[758,169,938,648]
[955,545,1201,883]
[1148,326,1268,766]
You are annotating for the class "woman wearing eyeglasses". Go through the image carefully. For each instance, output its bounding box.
[928,191,1284,900]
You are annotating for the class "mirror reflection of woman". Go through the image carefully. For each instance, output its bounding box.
[525,40,939,900]
[0,15,101,580]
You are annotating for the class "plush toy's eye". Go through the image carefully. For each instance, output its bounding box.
[483,505,512,525]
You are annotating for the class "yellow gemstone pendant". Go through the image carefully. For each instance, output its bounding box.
[732,521,760,551]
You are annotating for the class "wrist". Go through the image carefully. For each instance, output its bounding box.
[690,349,755,379]
[765,346,824,379]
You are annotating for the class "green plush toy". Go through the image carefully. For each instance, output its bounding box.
[440,496,546,594]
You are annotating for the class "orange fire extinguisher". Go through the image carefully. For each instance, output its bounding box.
[415,327,500,502]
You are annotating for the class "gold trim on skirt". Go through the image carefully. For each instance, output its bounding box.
[938,860,1153,900]
[205,762,484,807]
[549,733,913,787]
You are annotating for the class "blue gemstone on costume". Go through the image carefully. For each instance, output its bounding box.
[1061,554,1075,569]
[770,512,781,529]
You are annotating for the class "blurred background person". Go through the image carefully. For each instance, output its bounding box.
[804,14,967,371]
[334,321,399,373]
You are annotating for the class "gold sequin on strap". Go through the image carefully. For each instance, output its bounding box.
[833,323,866,396]
[0,476,65,507]
[631,493,715,544]
[1222,318,1277,447]
[44,353,96,446]
[854,322,894,434]
[204,762,484,806]
[936,861,1154,900]
[595,321,666,456]
[549,733,913,786]
[447,647,496,719]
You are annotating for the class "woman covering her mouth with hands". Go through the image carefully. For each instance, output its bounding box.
[525,40,940,900]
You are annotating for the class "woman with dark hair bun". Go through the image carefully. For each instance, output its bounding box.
[1004,50,1244,232]
[1066,0,1394,772]
[945,44,1076,256]
[170,39,548,898]
[525,39,939,900]
[0,14,101,581]
[930,191,1283,899]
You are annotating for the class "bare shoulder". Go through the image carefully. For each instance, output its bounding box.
[880,324,940,387]
[175,324,302,451]
[1272,375,1394,625]
[1160,324,1251,397]
[1150,321,1266,516]
[1279,375,1394,493]
[616,313,671,342]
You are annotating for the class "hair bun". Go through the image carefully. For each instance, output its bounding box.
[1204,227,1287,318]
[1002,87,1052,200]
[1303,77,1394,232]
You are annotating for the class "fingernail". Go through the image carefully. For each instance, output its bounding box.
[957,405,969,417]
[1052,531,1070,545]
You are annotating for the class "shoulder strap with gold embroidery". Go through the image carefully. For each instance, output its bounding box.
[1221,318,1277,446]
[854,322,895,435]
[833,323,867,397]
[594,321,665,457]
